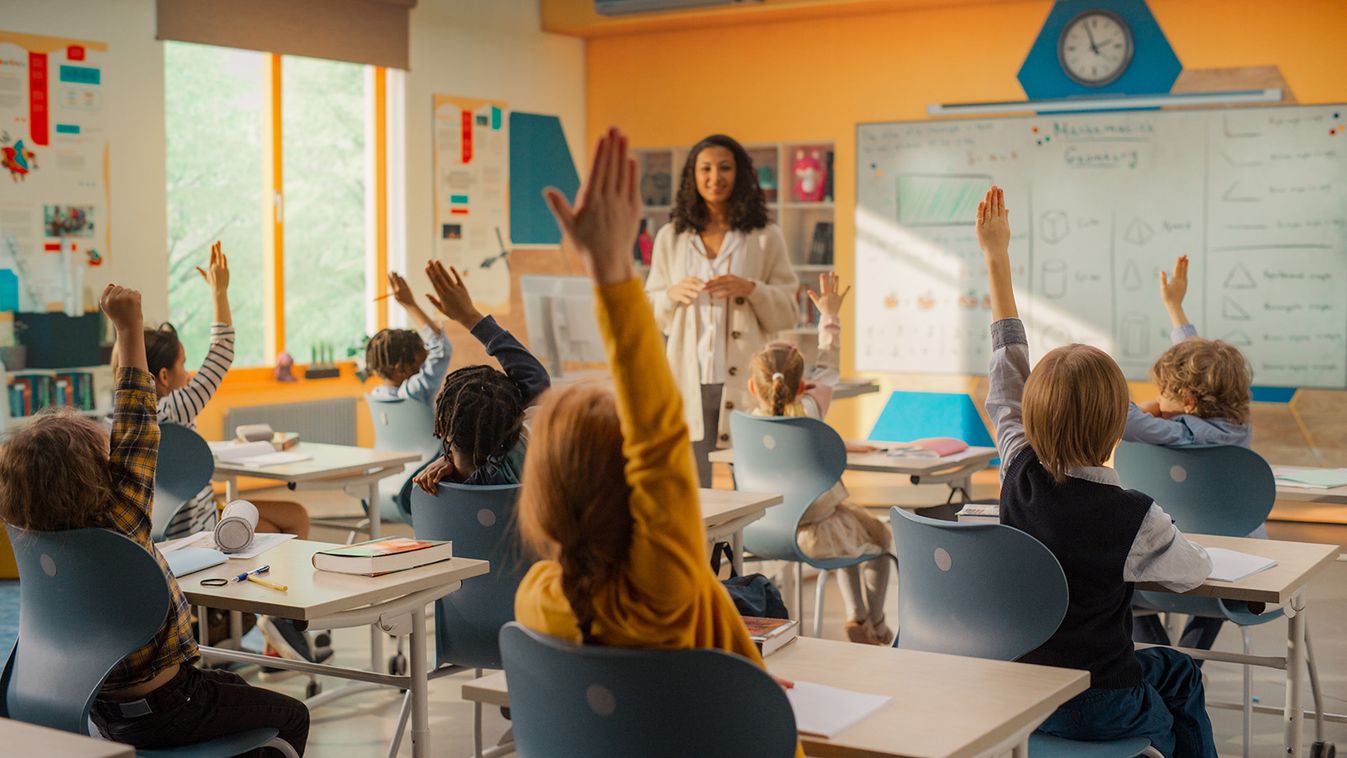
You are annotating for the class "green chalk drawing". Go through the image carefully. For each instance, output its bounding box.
[896,174,993,226]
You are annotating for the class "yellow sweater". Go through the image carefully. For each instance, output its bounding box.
[515,278,800,754]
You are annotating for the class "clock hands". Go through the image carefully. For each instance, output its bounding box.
[1083,22,1101,55]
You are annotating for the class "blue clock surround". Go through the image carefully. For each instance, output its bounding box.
[1018,0,1182,100]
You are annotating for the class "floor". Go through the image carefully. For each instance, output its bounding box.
[211,478,1347,756]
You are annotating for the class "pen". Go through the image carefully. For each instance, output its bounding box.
[228,565,271,583]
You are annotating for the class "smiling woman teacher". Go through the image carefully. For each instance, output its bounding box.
[646,135,799,486]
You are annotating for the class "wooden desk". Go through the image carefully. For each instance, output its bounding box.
[699,488,784,574]
[187,540,488,758]
[1138,533,1341,755]
[1273,466,1347,506]
[0,717,133,757]
[462,637,1089,758]
[211,441,422,540]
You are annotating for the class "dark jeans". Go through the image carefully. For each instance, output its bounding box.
[92,664,309,755]
[1133,614,1225,662]
[1038,647,1217,758]
[691,383,724,488]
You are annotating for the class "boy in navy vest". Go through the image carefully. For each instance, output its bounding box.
[977,186,1217,757]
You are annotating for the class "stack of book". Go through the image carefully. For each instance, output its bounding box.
[6,370,96,417]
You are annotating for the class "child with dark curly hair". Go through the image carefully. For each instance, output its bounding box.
[412,261,550,491]
[366,270,452,405]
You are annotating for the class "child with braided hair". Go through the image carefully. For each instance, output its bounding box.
[367,270,452,405]
[412,261,551,490]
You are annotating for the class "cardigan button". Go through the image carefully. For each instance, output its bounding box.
[734,297,746,305]
[731,330,742,339]
[719,433,730,442]
[725,401,734,410]
[728,367,738,377]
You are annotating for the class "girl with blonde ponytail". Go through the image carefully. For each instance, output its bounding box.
[747,273,893,645]
[513,128,803,756]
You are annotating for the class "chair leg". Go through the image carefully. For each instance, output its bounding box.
[794,562,804,623]
[1305,620,1326,742]
[1242,626,1253,758]
[475,667,485,758]
[264,738,301,758]
[813,568,829,638]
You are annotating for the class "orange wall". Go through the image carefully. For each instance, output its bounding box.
[585,0,1347,437]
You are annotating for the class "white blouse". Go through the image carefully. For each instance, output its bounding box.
[687,231,745,385]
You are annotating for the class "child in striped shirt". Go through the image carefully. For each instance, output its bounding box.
[148,243,309,540]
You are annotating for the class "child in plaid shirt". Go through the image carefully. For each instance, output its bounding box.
[0,284,309,753]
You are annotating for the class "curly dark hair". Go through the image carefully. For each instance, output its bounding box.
[433,364,524,468]
[671,134,770,234]
[365,328,426,382]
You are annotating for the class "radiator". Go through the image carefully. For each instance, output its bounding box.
[224,398,358,446]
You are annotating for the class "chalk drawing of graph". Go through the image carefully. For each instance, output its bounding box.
[896,174,992,226]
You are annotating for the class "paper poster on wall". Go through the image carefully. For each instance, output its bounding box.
[432,94,510,309]
[0,31,108,314]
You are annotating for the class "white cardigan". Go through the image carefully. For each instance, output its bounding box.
[645,223,799,444]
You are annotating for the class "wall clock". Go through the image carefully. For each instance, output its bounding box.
[1018,0,1179,100]
[1057,9,1135,87]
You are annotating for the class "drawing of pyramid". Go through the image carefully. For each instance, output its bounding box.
[1219,329,1253,346]
[1122,260,1143,290]
[1122,218,1154,246]
[1222,296,1251,321]
[1224,264,1256,289]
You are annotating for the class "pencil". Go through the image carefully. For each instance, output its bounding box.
[246,575,289,592]
[372,292,393,302]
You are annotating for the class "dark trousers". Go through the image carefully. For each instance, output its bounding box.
[92,664,309,755]
[690,383,724,488]
[1133,614,1225,661]
[1038,647,1217,758]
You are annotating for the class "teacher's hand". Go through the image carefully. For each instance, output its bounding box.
[704,274,756,299]
[667,276,705,305]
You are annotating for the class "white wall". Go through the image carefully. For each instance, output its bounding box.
[0,0,586,323]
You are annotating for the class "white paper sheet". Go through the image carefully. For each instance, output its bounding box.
[1205,547,1278,583]
[786,681,892,738]
[239,451,311,467]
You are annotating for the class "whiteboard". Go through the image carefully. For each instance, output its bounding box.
[855,104,1347,387]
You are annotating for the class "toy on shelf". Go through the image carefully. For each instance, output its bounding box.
[634,219,654,266]
[792,149,827,203]
[304,343,340,380]
[274,351,297,382]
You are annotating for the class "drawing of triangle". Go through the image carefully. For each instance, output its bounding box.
[1122,260,1143,290]
[1123,218,1154,246]
[1224,264,1256,289]
[1222,296,1251,321]
[1219,329,1253,346]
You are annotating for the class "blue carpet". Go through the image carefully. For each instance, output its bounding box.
[0,580,18,654]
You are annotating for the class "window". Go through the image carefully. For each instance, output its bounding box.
[165,43,386,367]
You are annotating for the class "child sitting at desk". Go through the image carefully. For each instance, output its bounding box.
[512,127,802,758]
[0,284,310,753]
[412,260,551,489]
[1127,254,1256,651]
[366,270,452,405]
[978,186,1216,757]
[748,272,892,645]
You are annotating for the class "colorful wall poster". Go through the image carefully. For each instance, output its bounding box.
[0,31,108,314]
[432,94,510,309]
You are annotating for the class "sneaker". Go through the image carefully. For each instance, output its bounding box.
[258,616,318,663]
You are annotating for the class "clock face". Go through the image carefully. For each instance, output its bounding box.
[1057,10,1134,87]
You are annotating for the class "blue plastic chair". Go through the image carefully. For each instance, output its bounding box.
[730,412,883,637]
[365,394,441,525]
[889,509,1158,758]
[1114,441,1328,756]
[499,622,798,758]
[152,423,216,541]
[410,481,530,756]
[1,526,297,757]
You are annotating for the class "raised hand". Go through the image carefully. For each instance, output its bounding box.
[195,241,229,296]
[1159,255,1191,328]
[388,271,417,308]
[100,283,143,332]
[808,271,850,319]
[667,276,705,305]
[542,126,642,286]
[976,186,1018,321]
[425,260,484,329]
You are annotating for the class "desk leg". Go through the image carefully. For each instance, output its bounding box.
[367,482,384,672]
[1284,594,1307,755]
[224,474,239,502]
[1012,739,1029,758]
[409,604,430,758]
[367,481,381,540]
[731,529,745,576]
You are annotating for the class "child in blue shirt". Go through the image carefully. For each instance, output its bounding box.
[366,271,452,405]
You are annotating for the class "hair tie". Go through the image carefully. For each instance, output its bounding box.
[771,372,785,382]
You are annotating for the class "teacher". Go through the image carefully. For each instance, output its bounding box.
[646,134,799,486]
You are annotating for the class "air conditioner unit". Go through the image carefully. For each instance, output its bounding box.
[595,0,763,16]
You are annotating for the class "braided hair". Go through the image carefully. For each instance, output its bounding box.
[433,364,525,469]
[750,341,806,417]
[365,328,425,382]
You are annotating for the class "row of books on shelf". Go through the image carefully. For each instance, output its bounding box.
[7,371,97,417]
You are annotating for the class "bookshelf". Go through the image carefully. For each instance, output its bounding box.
[2,363,113,432]
[634,141,836,327]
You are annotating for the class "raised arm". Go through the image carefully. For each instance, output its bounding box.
[977,187,1031,473]
[389,270,451,404]
[803,272,847,417]
[163,243,235,425]
[544,127,706,608]
[1159,255,1193,332]
[102,285,160,523]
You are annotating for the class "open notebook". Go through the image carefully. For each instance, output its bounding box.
[1272,467,1347,490]
[1205,547,1278,583]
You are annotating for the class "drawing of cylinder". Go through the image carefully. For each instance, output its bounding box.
[1040,260,1067,299]
[1121,314,1149,357]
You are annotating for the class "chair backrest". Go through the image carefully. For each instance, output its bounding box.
[499,622,798,758]
[729,412,847,562]
[410,481,529,670]
[1113,441,1275,537]
[152,422,215,540]
[1,527,169,733]
[366,395,442,524]
[890,508,1068,661]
